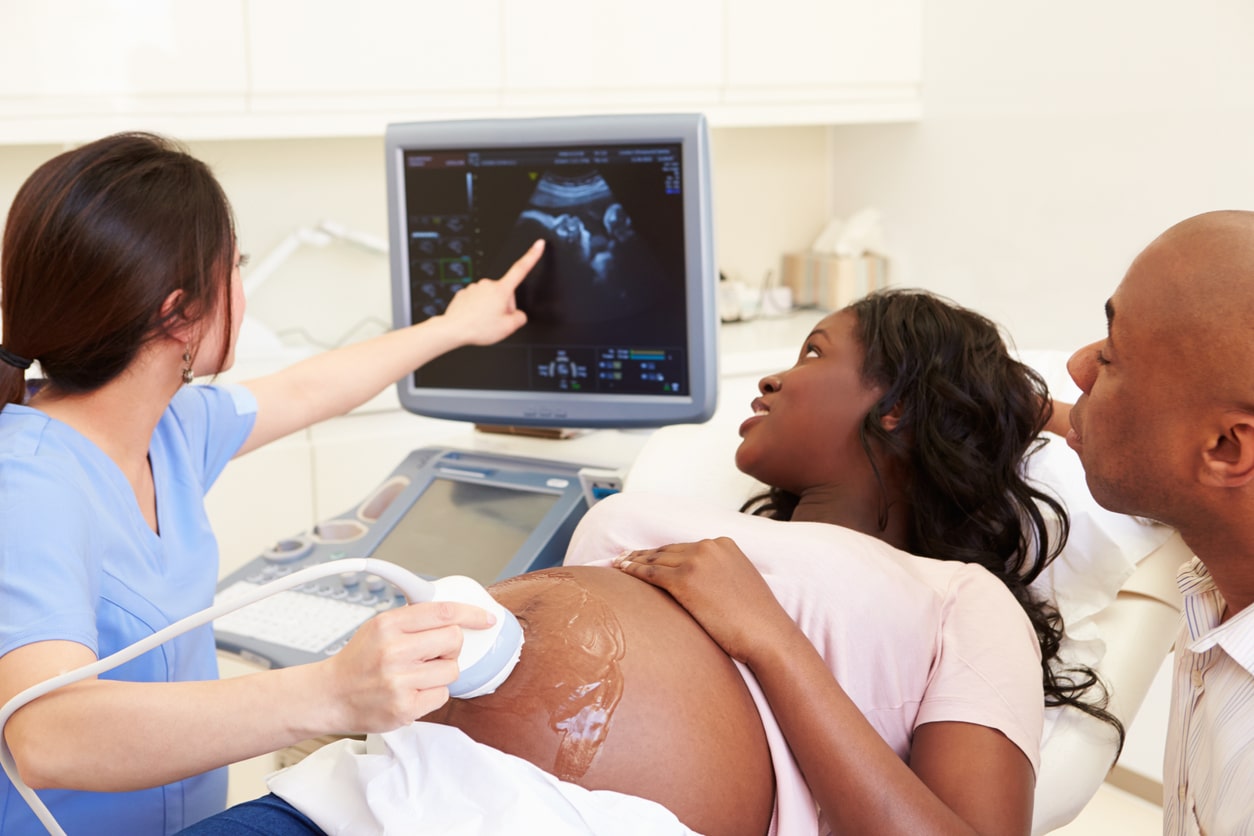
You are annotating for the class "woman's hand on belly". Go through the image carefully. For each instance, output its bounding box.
[613,537,798,668]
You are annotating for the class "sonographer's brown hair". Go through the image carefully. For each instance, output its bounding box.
[0,132,236,407]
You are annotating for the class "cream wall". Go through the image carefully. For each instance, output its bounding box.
[824,0,1254,352]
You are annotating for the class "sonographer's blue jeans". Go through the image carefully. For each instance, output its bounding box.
[176,793,324,835]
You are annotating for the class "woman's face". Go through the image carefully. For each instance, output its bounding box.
[735,309,886,496]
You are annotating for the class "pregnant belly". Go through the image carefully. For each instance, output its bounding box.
[426,565,774,836]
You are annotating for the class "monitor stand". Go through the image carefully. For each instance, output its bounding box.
[474,424,590,440]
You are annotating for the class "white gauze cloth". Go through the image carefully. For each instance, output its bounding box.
[267,722,699,835]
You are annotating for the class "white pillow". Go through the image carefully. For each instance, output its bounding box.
[1025,433,1173,665]
[1013,350,1174,665]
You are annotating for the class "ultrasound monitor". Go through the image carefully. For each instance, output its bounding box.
[384,113,717,428]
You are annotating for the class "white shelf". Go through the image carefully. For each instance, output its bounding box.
[0,0,922,146]
[0,98,922,146]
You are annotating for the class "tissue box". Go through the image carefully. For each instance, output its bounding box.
[780,252,889,309]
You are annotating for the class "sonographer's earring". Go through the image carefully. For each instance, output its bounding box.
[182,345,194,385]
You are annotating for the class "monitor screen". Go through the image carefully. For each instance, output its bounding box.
[385,113,717,428]
[369,477,561,586]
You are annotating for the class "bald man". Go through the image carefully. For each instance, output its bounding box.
[1061,210,1254,835]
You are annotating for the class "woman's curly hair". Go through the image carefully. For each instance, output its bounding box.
[743,288,1124,752]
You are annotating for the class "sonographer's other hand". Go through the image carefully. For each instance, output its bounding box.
[443,239,544,345]
[320,601,497,731]
[614,538,797,667]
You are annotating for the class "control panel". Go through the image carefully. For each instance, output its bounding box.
[214,446,593,669]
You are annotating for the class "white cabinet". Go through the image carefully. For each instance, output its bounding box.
[726,0,922,88]
[0,0,921,144]
[502,0,725,104]
[0,0,249,139]
[0,2,248,102]
[246,0,503,112]
[724,0,923,121]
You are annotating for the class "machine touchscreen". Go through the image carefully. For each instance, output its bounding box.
[370,477,560,586]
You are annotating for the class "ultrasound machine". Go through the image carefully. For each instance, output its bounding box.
[213,113,720,669]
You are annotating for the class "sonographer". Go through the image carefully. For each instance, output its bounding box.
[0,132,544,834]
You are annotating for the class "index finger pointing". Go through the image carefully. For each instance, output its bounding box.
[497,239,546,291]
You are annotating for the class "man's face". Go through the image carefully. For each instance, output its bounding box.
[1065,246,1196,523]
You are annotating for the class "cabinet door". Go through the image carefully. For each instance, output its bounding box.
[0,0,924,143]
[725,0,922,92]
[502,0,724,110]
[246,0,503,115]
[0,1,247,120]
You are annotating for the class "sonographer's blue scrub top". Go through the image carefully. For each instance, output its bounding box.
[0,383,257,835]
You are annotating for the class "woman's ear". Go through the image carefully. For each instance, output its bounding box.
[880,402,904,433]
[161,289,195,342]
[1198,414,1254,488]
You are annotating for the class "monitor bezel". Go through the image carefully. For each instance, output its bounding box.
[384,112,718,429]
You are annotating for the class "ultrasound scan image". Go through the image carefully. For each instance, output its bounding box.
[500,170,664,325]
